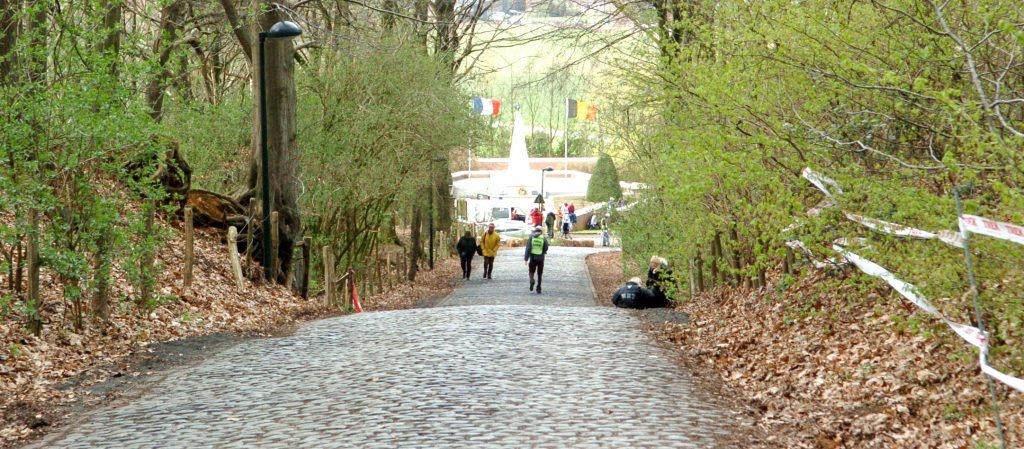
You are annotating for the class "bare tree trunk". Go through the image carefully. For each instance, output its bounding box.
[729,225,741,287]
[96,0,121,77]
[92,228,111,330]
[218,0,253,63]
[0,0,18,83]
[144,0,183,122]
[242,2,301,284]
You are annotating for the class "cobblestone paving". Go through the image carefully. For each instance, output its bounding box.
[441,247,608,307]
[32,248,749,448]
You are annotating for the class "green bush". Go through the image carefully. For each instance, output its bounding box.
[587,153,622,202]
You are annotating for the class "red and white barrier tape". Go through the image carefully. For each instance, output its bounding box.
[960,214,1024,246]
[791,168,1024,391]
[802,168,964,248]
[832,244,1023,393]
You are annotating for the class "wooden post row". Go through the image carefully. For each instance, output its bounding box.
[301,236,311,299]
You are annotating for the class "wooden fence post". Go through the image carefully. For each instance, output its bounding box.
[341,269,348,308]
[695,250,704,292]
[245,198,256,274]
[386,253,393,290]
[323,245,335,305]
[270,211,280,281]
[184,206,194,288]
[227,226,245,290]
[711,232,722,287]
[688,257,696,298]
[375,251,383,294]
[139,203,156,307]
[92,228,111,327]
[344,269,353,310]
[301,237,311,299]
[729,225,742,286]
[26,209,41,335]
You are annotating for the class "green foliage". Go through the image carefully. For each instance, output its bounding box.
[586,153,622,202]
[163,96,252,192]
[0,5,169,332]
[611,0,1024,373]
[297,31,481,273]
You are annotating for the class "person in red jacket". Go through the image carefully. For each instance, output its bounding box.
[530,208,543,227]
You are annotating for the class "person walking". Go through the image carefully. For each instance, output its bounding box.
[545,211,556,238]
[456,231,478,279]
[523,226,549,294]
[600,214,611,247]
[480,223,501,279]
[560,207,572,240]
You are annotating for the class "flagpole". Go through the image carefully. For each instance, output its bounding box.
[563,98,569,172]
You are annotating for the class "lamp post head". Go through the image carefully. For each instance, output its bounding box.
[266,21,302,39]
[542,166,554,172]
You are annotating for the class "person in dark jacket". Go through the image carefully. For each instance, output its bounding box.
[456,231,478,279]
[646,256,672,308]
[523,226,549,294]
[545,211,556,238]
[612,277,658,309]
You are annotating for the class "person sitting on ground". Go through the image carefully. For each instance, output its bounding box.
[646,256,672,308]
[456,231,478,279]
[611,277,657,309]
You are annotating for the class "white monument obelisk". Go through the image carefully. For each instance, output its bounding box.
[493,110,533,197]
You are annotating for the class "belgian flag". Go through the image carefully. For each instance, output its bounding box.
[567,99,597,121]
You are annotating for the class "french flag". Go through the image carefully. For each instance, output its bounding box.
[472,97,501,116]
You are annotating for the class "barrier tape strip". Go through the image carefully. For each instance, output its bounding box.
[833,244,1023,393]
[793,169,1023,391]
[960,214,1024,247]
[802,167,843,197]
[785,240,837,269]
[802,168,964,248]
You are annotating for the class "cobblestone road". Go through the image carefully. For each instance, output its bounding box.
[441,246,605,307]
[32,248,751,448]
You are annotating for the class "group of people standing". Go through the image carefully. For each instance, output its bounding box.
[523,203,577,240]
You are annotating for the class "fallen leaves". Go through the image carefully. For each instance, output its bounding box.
[587,251,1022,449]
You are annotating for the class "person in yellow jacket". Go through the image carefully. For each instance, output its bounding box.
[479,223,501,279]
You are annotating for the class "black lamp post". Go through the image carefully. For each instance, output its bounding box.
[540,166,554,202]
[258,20,302,280]
[428,156,447,270]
